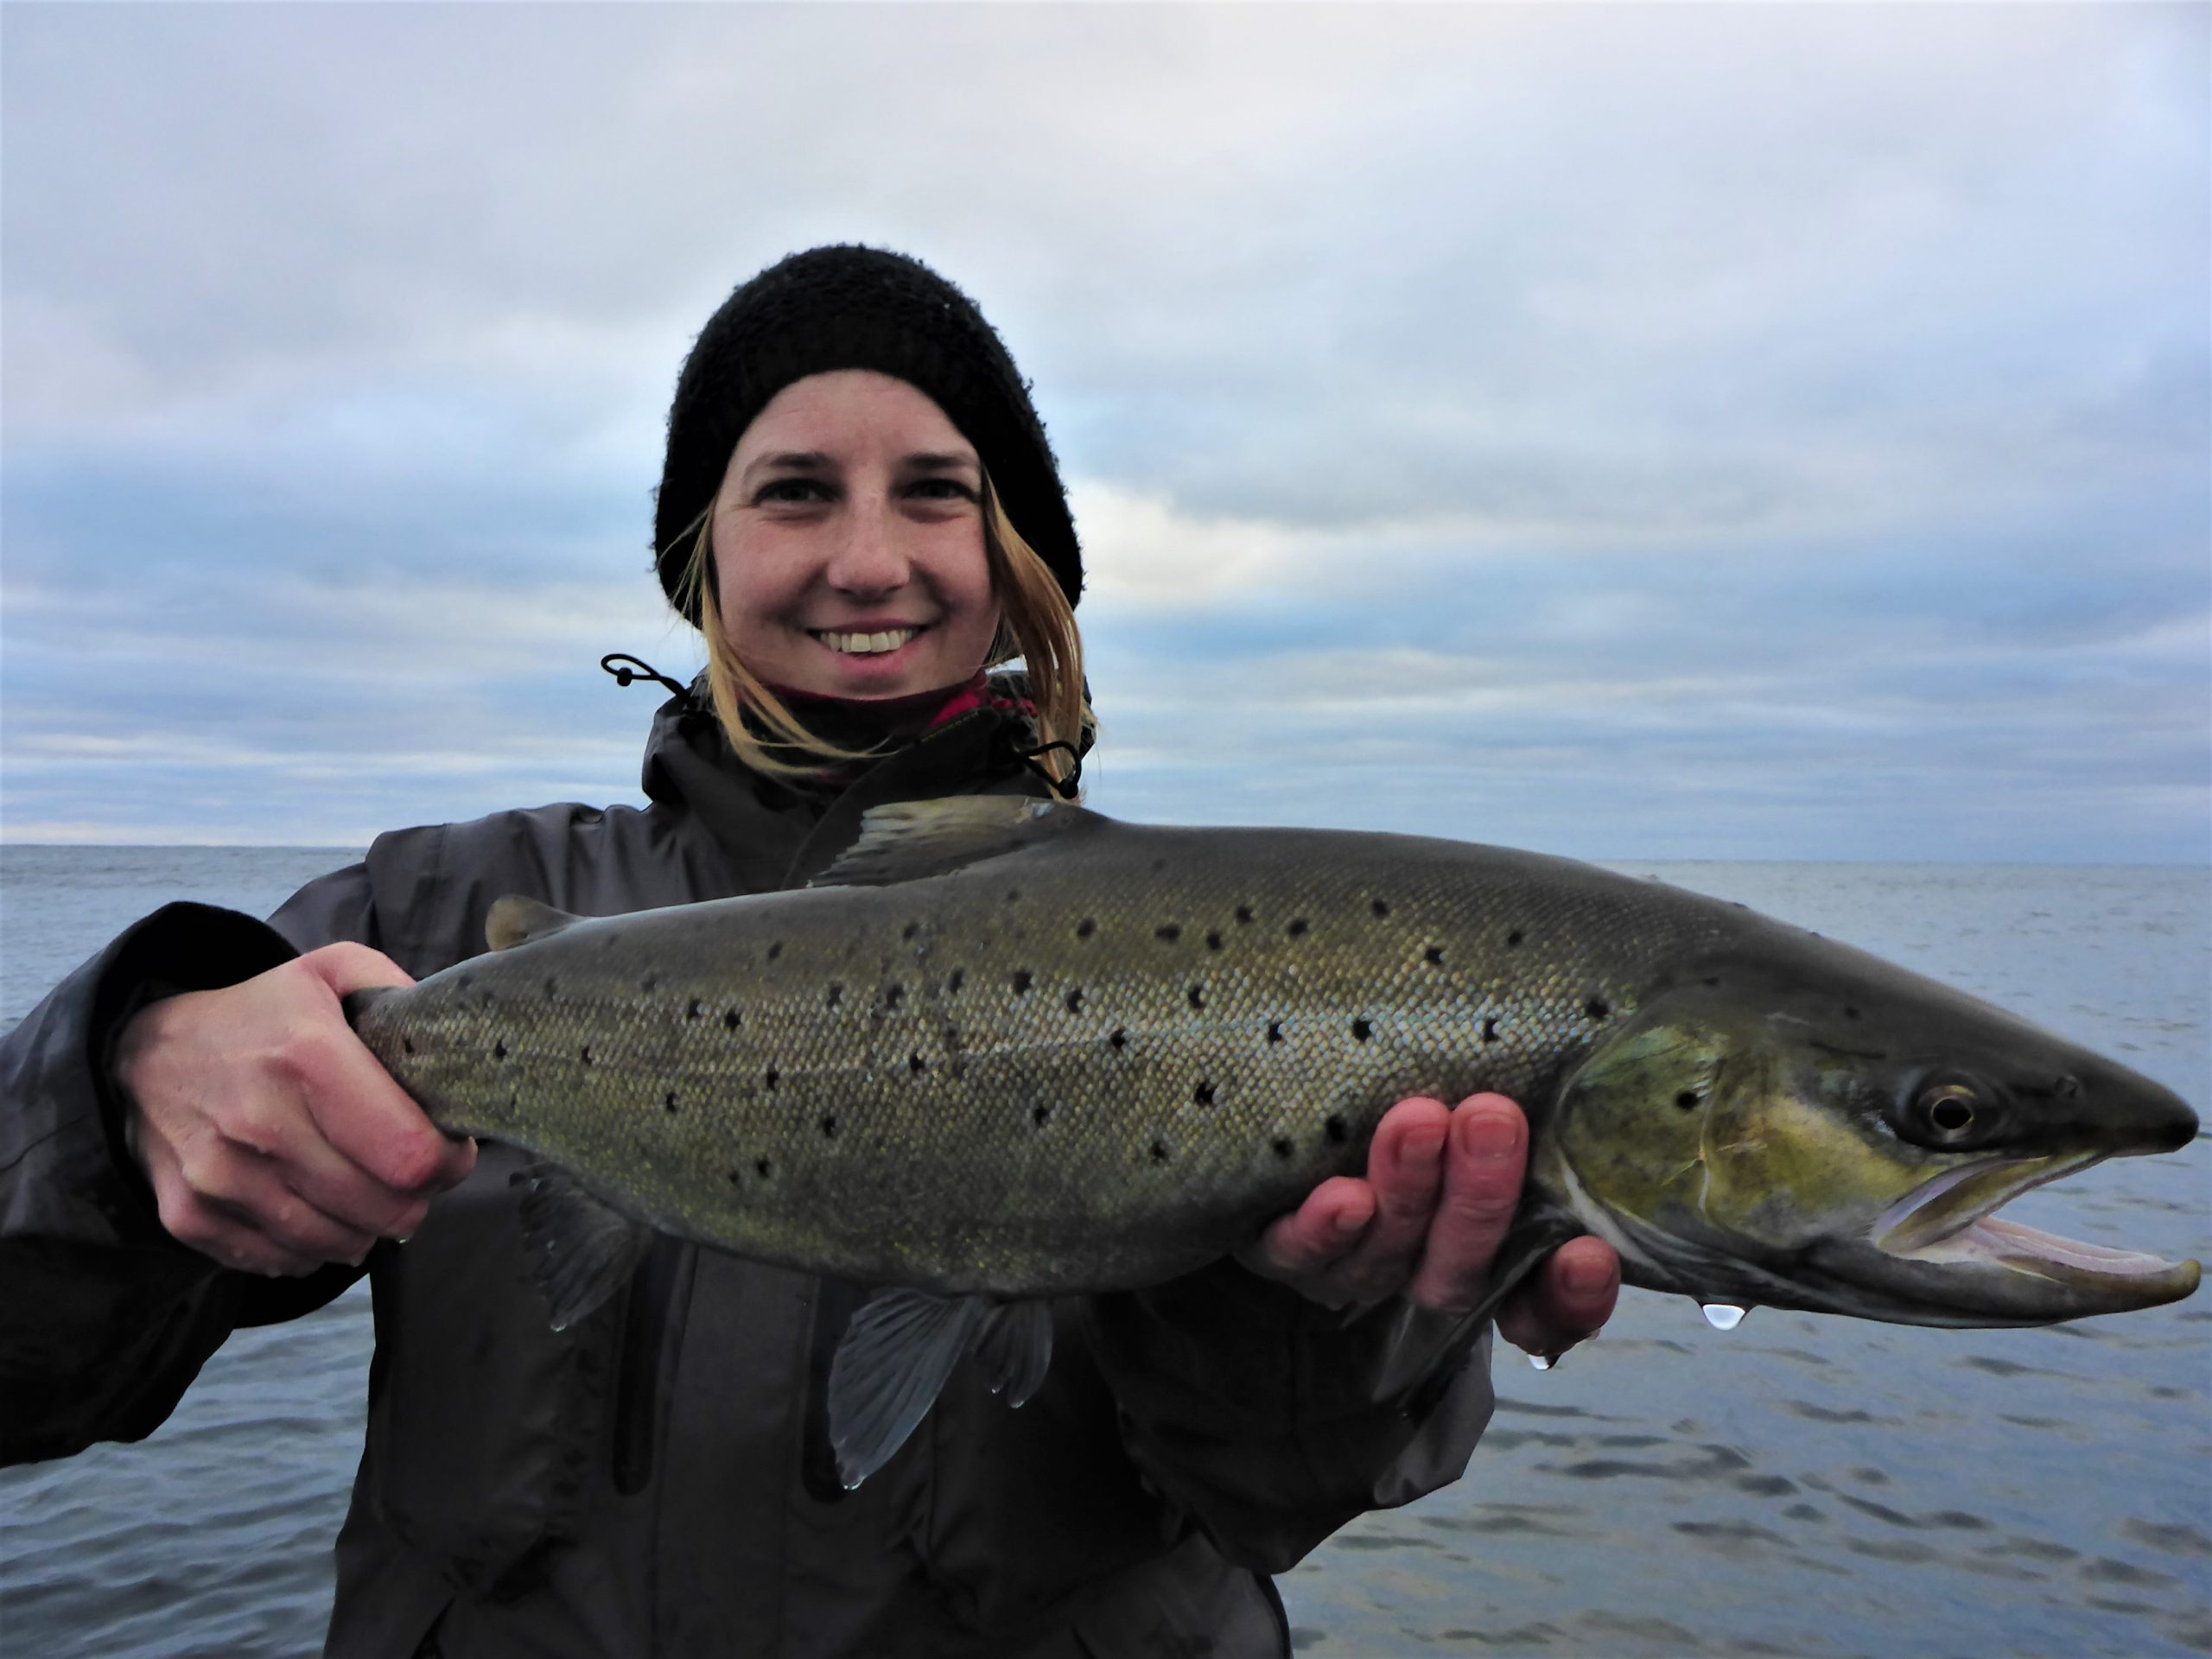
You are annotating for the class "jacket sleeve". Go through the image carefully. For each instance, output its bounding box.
[1082,1258,1496,1573]
[0,866,380,1465]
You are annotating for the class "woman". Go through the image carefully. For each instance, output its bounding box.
[1,245,1619,1657]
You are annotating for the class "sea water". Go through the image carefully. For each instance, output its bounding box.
[2,848,2205,1657]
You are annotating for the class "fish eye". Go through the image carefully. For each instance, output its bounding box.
[1909,1076,1991,1146]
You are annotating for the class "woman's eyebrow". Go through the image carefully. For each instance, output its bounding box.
[903,452,980,474]
[746,450,834,479]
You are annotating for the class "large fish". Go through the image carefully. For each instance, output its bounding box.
[346,799,2202,1484]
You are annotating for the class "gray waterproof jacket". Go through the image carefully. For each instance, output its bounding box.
[0,682,1496,1658]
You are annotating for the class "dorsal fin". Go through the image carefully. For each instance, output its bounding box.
[486,895,588,952]
[811,798,1105,888]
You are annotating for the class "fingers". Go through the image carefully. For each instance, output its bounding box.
[1404,1096,1529,1314]
[1496,1235,1622,1359]
[1241,1098,1453,1306]
[1243,1177,1376,1283]
[149,1126,380,1275]
[1325,1097,1451,1303]
[119,945,476,1275]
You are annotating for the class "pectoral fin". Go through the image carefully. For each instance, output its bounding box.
[827,1289,1057,1488]
[512,1165,656,1331]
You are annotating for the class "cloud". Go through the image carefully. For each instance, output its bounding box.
[1,3,2204,859]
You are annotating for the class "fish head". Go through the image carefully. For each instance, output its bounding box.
[1545,949,2201,1327]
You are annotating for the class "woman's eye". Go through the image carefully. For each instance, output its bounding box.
[908,478,978,502]
[756,478,830,505]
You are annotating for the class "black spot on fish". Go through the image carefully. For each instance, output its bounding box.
[819,1113,837,1138]
[544,976,559,997]
[1271,1136,1294,1159]
[1076,918,1096,939]
[902,921,919,941]
[1188,984,1205,1011]
[580,1046,593,1065]
[1702,976,1721,988]
[1325,1114,1350,1144]
[1506,930,1524,948]
[1012,969,1033,995]
[909,1052,926,1075]
[1351,1018,1371,1041]
[493,1040,507,1060]
[1033,1104,1051,1128]
[949,969,966,994]
[1005,887,1020,904]
[1109,1027,1128,1050]
[1205,931,1223,951]
[1150,1138,1169,1162]
[728,1169,741,1186]
[640,973,658,993]
[1843,1005,1861,1020]
[664,1091,679,1115]
[1371,899,1390,918]
[827,983,843,1007]
[1482,1018,1499,1044]
[1066,988,1085,1013]
[886,983,905,1008]
[1151,858,1169,874]
[1286,918,1309,938]
[1267,1020,1284,1044]
[1584,997,1611,1021]
[767,942,783,962]
[724,1008,741,1031]
[765,1066,780,1091]
[687,999,703,1020]
[1155,924,1182,944]
[755,1157,772,1179]
[1675,1090,1701,1111]
[1424,945,1445,966]
[1194,1081,1215,1106]
[402,1036,416,1055]
[458,972,474,991]
[1235,904,1255,925]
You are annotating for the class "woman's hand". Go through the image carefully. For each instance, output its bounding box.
[115,944,477,1276]
[1238,1095,1620,1362]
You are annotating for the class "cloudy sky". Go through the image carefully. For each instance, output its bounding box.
[3,4,2205,861]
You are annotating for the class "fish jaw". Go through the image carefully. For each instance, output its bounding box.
[1862,1152,2202,1319]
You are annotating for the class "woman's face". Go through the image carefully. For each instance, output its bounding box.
[710,370,999,701]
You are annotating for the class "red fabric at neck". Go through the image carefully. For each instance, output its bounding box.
[761,670,1018,738]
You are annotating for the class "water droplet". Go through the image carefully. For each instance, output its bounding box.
[1527,1352,1553,1372]
[1701,1302,1748,1331]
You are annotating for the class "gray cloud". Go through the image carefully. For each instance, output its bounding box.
[2,4,2204,859]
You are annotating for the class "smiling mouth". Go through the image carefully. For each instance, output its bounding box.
[812,626,926,657]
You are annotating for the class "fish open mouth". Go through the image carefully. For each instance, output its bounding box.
[1872,1153,2197,1293]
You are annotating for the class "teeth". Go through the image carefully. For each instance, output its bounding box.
[817,628,919,656]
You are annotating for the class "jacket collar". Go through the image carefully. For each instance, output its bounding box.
[635,670,1056,893]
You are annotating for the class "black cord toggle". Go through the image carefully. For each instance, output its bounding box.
[601,653,695,702]
[1014,739,1083,800]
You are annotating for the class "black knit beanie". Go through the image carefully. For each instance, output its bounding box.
[654,245,1082,620]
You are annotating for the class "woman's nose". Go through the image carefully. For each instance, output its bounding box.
[823,500,910,595]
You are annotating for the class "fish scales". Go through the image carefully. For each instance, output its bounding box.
[364,822,1743,1294]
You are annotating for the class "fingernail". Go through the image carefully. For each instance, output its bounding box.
[1460,1110,1522,1162]
[1401,1125,1447,1166]
[1565,1255,1613,1297]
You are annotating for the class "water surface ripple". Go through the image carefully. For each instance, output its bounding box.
[2,849,2205,1657]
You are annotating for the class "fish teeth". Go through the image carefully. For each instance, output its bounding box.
[817,628,920,656]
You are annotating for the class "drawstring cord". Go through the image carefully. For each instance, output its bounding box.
[601,653,696,703]
[1013,738,1083,800]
